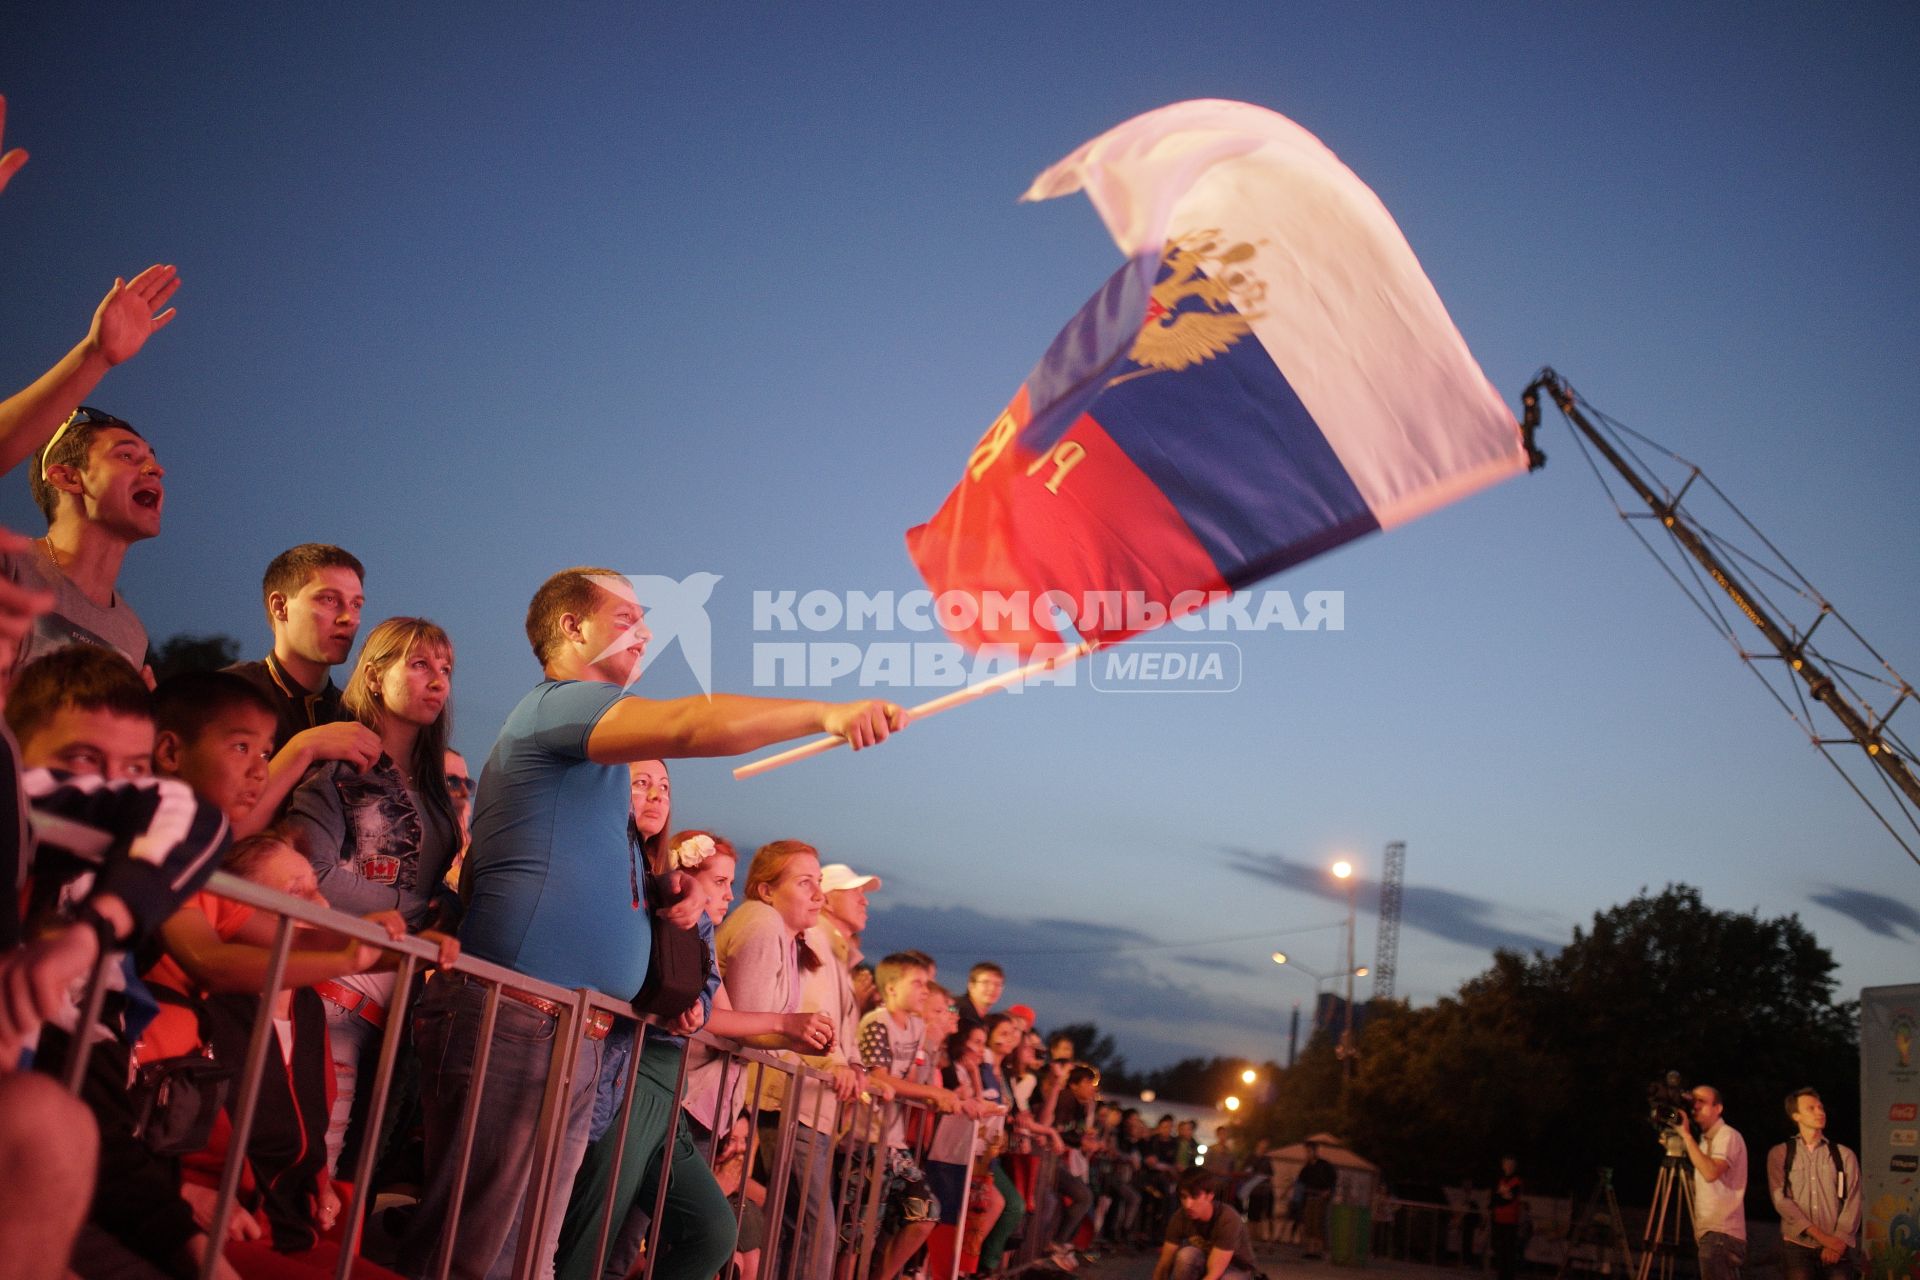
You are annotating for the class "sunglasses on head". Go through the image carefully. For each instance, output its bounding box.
[41,406,133,481]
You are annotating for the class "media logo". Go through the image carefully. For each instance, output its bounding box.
[1090,641,1242,693]
[1890,1154,1918,1174]
[1890,1129,1918,1149]
[1892,1103,1918,1123]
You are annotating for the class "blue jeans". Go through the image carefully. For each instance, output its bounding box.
[758,1115,838,1280]
[1781,1241,1854,1280]
[1698,1230,1747,1280]
[1054,1166,1092,1246]
[400,972,605,1280]
[1172,1245,1252,1280]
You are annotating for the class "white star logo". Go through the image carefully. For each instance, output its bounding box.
[589,572,723,695]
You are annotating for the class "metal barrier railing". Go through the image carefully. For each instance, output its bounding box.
[54,872,1037,1280]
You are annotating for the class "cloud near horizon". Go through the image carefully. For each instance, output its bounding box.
[1810,885,1920,940]
[1220,847,1565,956]
[858,901,1292,1068]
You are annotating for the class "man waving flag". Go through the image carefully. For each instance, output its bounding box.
[907,99,1527,651]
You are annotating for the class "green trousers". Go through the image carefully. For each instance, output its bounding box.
[980,1159,1026,1271]
[555,1039,738,1280]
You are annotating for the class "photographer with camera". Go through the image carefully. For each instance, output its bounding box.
[1766,1088,1861,1280]
[1673,1084,1749,1280]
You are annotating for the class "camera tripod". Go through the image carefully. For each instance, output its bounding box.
[1634,1144,1696,1280]
[1557,1167,1636,1280]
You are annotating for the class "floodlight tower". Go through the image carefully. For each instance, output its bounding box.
[1373,841,1405,1001]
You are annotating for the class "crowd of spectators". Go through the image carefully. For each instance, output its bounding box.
[0,90,1261,1280]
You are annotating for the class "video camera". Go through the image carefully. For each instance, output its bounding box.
[1646,1070,1691,1133]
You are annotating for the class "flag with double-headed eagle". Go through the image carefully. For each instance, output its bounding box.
[906,99,1527,651]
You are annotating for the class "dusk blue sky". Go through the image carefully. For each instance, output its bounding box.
[3,4,1914,1068]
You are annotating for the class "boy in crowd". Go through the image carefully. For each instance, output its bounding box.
[1053,1065,1102,1259]
[226,544,381,832]
[1138,1115,1183,1241]
[152,671,277,827]
[1175,1119,1201,1169]
[8,645,157,786]
[857,952,959,1280]
[1092,1102,1141,1244]
[3,647,233,1279]
[957,960,1003,1032]
[1154,1171,1258,1280]
[1007,1002,1036,1035]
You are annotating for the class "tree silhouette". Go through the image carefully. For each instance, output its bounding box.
[1230,884,1857,1212]
[151,632,241,683]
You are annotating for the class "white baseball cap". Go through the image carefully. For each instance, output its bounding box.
[820,863,883,893]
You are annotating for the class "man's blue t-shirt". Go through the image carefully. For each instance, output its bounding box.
[459,679,651,996]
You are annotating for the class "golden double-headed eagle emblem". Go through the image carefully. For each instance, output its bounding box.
[1126,230,1266,374]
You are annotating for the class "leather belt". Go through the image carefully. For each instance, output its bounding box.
[499,986,615,1041]
[315,980,388,1030]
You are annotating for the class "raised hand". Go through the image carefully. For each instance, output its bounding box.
[88,264,181,367]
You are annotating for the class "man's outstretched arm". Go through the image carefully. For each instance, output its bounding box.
[587,692,904,763]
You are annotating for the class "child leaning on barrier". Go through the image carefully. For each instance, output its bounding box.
[857,952,961,1280]
[167,833,410,1280]
[927,1022,1013,1275]
[4,645,233,1278]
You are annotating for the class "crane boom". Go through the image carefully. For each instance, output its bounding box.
[1520,370,1920,832]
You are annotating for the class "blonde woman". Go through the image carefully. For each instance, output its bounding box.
[284,616,461,1174]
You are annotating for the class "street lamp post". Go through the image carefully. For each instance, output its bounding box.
[1271,951,1368,1033]
[1331,859,1358,1096]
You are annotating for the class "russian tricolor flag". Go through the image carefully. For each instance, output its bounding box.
[907,100,1527,651]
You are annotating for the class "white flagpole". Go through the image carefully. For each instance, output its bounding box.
[732,640,1098,780]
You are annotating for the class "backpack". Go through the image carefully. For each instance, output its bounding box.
[1779,1134,1850,1208]
[632,869,711,1021]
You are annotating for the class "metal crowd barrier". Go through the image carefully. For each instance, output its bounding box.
[1374,1197,1463,1265]
[57,872,1042,1280]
